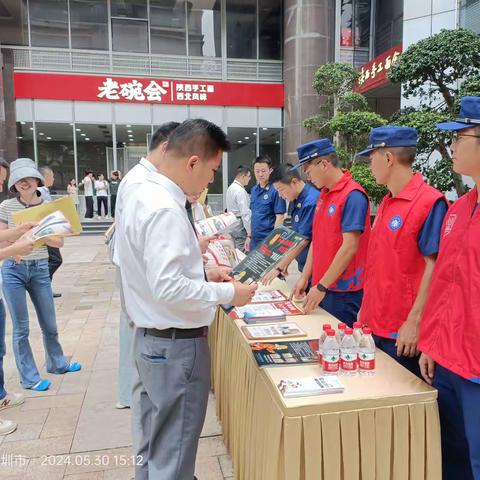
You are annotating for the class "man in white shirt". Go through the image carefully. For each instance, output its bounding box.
[113,121,179,410]
[116,119,257,480]
[225,165,252,252]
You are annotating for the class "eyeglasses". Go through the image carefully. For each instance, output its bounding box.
[303,157,323,172]
[450,132,480,143]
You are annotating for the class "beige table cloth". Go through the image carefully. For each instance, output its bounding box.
[209,293,441,480]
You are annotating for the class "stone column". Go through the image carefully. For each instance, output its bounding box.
[283,0,335,164]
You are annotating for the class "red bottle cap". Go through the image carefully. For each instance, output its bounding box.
[363,327,372,335]
[345,328,353,335]
[338,323,346,330]
[326,329,336,336]
[322,323,332,331]
[353,322,362,329]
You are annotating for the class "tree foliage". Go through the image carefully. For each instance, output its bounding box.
[388,29,480,196]
[350,163,388,206]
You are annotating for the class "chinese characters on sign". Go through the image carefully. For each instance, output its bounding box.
[355,45,403,94]
[97,78,216,103]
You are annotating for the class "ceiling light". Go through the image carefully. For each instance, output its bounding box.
[69,123,74,126]
[262,127,268,130]
[275,140,280,144]
[29,127,34,131]
[20,121,26,125]
[244,136,249,140]
[17,136,23,139]
[81,133,86,136]
[38,132,44,136]
[76,128,81,132]
[127,130,133,133]
[85,138,90,141]
[237,140,242,143]
[252,132,257,135]
[126,124,131,127]
[46,136,52,140]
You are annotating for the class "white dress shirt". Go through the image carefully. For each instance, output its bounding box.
[225,180,251,234]
[113,157,156,266]
[115,171,235,329]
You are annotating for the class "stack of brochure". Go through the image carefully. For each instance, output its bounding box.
[230,300,303,323]
[277,376,344,398]
[32,211,74,240]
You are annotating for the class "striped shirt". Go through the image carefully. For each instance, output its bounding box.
[0,197,48,261]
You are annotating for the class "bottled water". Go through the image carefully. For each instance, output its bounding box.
[318,323,332,364]
[340,328,358,375]
[352,321,363,346]
[358,327,376,375]
[336,322,347,344]
[321,329,340,375]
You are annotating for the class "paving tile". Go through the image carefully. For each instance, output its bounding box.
[63,472,104,479]
[197,436,229,458]
[194,455,224,480]
[218,454,234,478]
[0,434,73,458]
[25,455,68,480]
[3,422,44,442]
[102,467,134,479]
[201,393,222,437]
[64,446,132,475]
[41,407,81,439]
[20,394,84,411]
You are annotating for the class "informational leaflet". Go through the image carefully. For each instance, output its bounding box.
[232,227,308,284]
[241,322,307,340]
[250,339,319,368]
[31,211,73,240]
[195,212,239,236]
[277,376,344,398]
[230,300,303,322]
[250,290,289,303]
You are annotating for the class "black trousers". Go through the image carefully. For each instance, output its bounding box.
[47,246,63,280]
[97,196,108,217]
[111,194,117,218]
[85,196,94,218]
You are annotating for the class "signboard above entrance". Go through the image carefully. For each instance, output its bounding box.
[14,72,284,108]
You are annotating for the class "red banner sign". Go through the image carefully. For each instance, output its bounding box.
[13,72,284,108]
[355,45,403,93]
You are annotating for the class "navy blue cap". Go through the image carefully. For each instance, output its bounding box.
[290,139,336,171]
[358,126,418,156]
[437,96,480,131]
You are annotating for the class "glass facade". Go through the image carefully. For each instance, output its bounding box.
[460,0,480,35]
[374,0,403,56]
[17,0,281,62]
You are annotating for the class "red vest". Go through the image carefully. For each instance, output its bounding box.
[418,187,480,381]
[311,171,371,291]
[360,173,445,338]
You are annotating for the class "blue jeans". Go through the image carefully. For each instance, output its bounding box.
[320,290,364,328]
[2,258,69,388]
[434,364,480,480]
[372,334,421,378]
[0,299,6,399]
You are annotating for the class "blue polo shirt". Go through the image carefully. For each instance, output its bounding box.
[250,183,286,248]
[290,183,320,271]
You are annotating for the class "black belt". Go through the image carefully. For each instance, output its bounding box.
[144,327,208,339]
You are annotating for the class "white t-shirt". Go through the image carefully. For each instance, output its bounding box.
[95,180,109,197]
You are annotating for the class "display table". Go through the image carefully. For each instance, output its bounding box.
[209,294,441,480]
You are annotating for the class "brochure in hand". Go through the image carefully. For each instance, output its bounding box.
[241,322,307,340]
[195,212,239,237]
[277,376,344,398]
[32,211,74,240]
[232,226,308,284]
[250,339,319,368]
[229,300,303,323]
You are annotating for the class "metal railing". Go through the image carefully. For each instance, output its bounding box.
[8,46,283,82]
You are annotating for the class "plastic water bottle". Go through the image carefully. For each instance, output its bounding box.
[336,322,347,344]
[352,322,363,346]
[340,328,358,375]
[358,327,376,375]
[321,329,340,375]
[318,323,332,365]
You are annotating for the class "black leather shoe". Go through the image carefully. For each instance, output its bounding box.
[53,292,62,298]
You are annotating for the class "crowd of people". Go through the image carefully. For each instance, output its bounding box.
[0,96,477,479]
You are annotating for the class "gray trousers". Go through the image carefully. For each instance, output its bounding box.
[132,328,210,480]
[230,222,247,253]
[117,283,134,407]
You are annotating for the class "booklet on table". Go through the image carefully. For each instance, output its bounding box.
[277,376,344,398]
[250,339,319,368]
[241,322,307,340]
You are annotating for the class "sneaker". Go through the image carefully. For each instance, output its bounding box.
[0,418,17,435]
[0,393,25,411]
[115,402,130,409]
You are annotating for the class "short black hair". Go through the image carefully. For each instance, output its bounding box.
[270,164,301,185]
[85,169,93,175]
[149,121,180,152]
[166,118,231,159]
[235,165,251,178]
[253,154,272,167]
[390,146,417,165]
[0,159,9,169]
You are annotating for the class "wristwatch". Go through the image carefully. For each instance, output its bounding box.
[316,283,328,293]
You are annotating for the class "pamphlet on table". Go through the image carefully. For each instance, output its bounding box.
[250,339,319,367]
[229,300,303,323]
[250,290,289,303]
[241,322,307,340]
[277,376,344,398]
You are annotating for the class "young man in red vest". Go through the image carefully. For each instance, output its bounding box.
[291,139,371,327]
[418,96,480,479]
[358,126,448,377]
